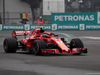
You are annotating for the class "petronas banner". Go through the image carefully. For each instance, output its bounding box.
[85,24,100,30]
[30,24,52,30]
[57,24,79,30]
[2,25,24,30]
[52,12,100,24]
[1,24,100,30]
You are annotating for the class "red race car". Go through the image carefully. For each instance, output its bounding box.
[3,27,87,55]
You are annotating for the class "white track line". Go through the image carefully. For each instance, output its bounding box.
[79,36,100,40]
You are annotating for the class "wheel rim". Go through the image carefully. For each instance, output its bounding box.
[33,42,39,54]
[4,40,8,52]
[71,40,76,48]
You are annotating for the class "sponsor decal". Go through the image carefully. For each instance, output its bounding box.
[79,24,85,30]
[30,25,51,30]
[86,25,100,30]
[3,25,24,30]
[52,24,57,30]
[54,15,94,22]
[97,12,100,24]
[25,24,30,30]
[52,12,97,24]
[58,24,78,30]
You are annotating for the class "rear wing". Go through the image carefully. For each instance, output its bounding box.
[12,31,31,38]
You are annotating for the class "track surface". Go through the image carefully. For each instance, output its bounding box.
[0,30,100,75]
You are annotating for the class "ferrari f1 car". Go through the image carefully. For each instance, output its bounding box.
[3,27,87,55]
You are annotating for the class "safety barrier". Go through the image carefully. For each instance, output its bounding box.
[0,24,100,30]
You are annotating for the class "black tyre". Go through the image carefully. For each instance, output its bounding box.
[33,40,46,55]
[70,38,84,55]
[3,38,18,53]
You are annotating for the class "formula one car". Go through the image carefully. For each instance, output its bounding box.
[3,27,87,55]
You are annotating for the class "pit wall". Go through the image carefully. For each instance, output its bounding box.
[0,24,100,30]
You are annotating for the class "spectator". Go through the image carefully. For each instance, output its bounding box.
[33,20,37,24]
[45,20,48,24]
[49,21,52,24]
[37,16,43,25]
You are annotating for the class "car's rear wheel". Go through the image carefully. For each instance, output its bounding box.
[3,38,18,53]
[33,40,46,55]
[70,38,84,55]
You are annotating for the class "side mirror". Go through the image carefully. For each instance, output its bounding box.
[55,34,58,37]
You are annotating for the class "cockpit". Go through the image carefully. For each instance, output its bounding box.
[41,34,50,38]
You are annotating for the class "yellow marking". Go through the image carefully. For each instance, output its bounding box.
[60,44,64,45]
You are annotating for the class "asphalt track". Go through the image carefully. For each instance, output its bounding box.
[0,30,100,75]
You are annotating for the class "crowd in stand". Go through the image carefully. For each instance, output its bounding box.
[33,19,51,25]
[33,16,51,25]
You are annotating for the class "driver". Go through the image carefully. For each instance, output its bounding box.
[41,34,49,38]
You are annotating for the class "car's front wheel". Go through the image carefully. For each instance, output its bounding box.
[32,40,46,55]
[70,38,84,55]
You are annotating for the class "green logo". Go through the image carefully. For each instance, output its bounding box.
[25,24,30,30]
[79,24,85,30]
[52,24,57,30]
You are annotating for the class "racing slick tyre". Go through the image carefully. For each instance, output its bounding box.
[33,40,46,55]
[70,38,84,55]
[3,38,18,53]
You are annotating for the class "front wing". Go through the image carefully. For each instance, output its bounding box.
[42,48,87,54]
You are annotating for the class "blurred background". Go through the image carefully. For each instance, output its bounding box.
[0,0,100,24]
